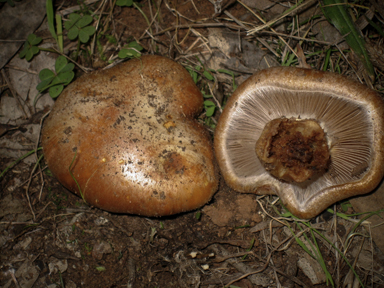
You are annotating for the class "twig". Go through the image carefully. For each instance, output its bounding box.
[5,65,39,74]
[207,83,223,113]
[238,0,298,59]
[8,269,21,288]
[37,111,50,200]
[58,0,100,16]
[127,258,136,288]
[1,69,30,118]
[151,23,243,37]
[244,0,317,35]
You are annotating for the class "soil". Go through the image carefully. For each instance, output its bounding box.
[1,0,384,287]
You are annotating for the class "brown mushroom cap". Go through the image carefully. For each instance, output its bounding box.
[214,66,384,219]
[42,55,218,216]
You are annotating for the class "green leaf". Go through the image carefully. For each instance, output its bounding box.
[68,13,81,24]
[30,46,39,56]
[46,0,57,41]
[60,63,75,74]
[340,200,352,212]
[67,28,79,40]
[57,71,75,85]
[105,35,117,44]
[49,85,64,98]
[36,78,52,91]
[19,45,28,58]
[55,56,68,73]
[39,69,55,81]
[64,20,75,30]
[27,34,42,46]
[79,30,90,43]
[365,15,384,38]
[128,41,143,51]
[56,14,64,53]
[25,50,33,61]
[204,100,215,106]
[204,100,216,117]
[19,34,42,61]
[203,70,214,81]
[118,49,132,58]
[95,266,106,272]
[118,41,143,59]
[82,25,96,36]
[78,15,93,28]
[320,0,374,80]
[217,69,236,77]
[206,106,215,117]
[118,48,141,59]
[186,67,198,84]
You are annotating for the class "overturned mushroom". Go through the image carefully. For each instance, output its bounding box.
[42,55,218,216]
[214,67,384,219]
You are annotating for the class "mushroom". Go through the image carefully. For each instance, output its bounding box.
[214,66,384,219]
[41,55,218,216]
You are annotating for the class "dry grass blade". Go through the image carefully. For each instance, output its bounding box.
[245,0,317,35]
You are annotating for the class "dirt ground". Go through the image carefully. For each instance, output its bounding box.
[1,0,384,287]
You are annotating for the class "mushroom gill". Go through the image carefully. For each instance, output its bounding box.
[214,66,384,219]
[42,55,218,217]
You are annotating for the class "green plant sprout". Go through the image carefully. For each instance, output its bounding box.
[0,147,42,179]
[18,1,64,62]
[186,63,238,130]
[36,55,75,98]
[64,13,96,43]
[68,150,87,203]
[46,0,64,53]
[84,242,93,252]
[19,34,42,61]
[118,41,143,59]
[204,99,215,117]
[187,64,217,119]
[195,210,201,220]
[241,238,255,260]
[320,0,374,81]
[96,33,117,62]
[279,204,364,288]
[96,266,106,272]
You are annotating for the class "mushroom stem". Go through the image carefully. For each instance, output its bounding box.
[255,118,330,183]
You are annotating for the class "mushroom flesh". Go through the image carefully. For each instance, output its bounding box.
[42,55,218,216]
[214,67,384,219]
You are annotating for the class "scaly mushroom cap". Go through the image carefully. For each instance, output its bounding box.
[42,55,218,216]
[214,67,384,219]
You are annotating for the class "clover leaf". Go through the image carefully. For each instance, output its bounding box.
[118,41,143,59]
[19,34,42,61]
[36,56,75,98]
[204,100,216,117]
[64,13,96,43]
